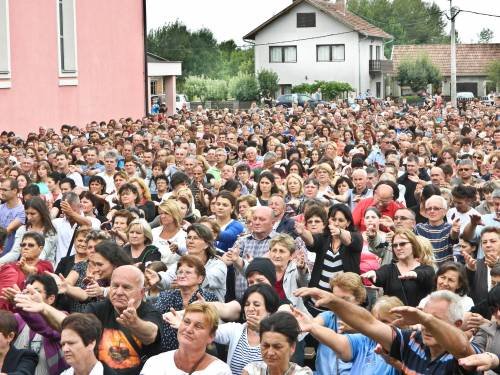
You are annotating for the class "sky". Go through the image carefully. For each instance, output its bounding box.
[146,0,500,45]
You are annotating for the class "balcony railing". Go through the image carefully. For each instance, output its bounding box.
[369,59,393,73]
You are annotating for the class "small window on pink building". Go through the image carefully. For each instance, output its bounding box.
[0,0,11,87]
[57,0,78,78]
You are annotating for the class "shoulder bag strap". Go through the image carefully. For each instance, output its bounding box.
[65,225,79,258]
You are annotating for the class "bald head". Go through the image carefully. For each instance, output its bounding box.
[252,206,274,238]
[112,265,144,288]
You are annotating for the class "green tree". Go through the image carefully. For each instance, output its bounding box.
[183,76,208,101]
[397,55,442,92]
[348,0,448,57]
[478,28,494,43]
[486,60,500,88]
[229,74,260,101]
[257,69,279,97]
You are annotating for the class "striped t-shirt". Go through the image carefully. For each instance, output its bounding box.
[318,248,343,290]
[230,327,261,375]
[414,222,455,265]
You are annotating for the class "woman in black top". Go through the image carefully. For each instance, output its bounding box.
[123,219,161,265]
[295,204,363,315]
[256,171,279,206]
[362,228,435,307]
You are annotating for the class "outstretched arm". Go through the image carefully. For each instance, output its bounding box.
[294,287,394,351]
[391,306,476,359]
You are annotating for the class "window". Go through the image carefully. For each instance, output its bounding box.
[150,80,157,95]
[316,45,345,62]
[57,0,77,75]
[376,46,381,60]
[297,13,316,27]
[270,46,297,63]
[0,0,10,80]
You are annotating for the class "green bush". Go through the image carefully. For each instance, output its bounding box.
[183,76,208,101]
[397,55,442,92]
[257,69,279,97]
[292,80,354,100]
[229,74,260,101]
[205,79,228,101]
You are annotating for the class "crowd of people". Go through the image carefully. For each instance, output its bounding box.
[0,95,499,374]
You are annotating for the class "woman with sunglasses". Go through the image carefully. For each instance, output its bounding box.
[361,229,435,307]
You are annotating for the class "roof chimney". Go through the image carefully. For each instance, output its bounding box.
[336,0,346,14]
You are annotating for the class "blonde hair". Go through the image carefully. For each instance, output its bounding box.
[129,177,152,201]
[316,163,334,178]
[392,229,435,266]
[127,218,153,245]
[371,296,404,324]
[415,236,436,267]
[329,272,366,304]
[158,199,183,228]
[285,173,304,196]
[269,233,296,255]
[184,302,220,335]
[175,187,194,203]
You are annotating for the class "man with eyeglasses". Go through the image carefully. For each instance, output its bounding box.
[451,159,484,187]
[415,195,460,266]
[353,181,404,232]
[0,178,25,256]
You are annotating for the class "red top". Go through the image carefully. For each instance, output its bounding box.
[0,260,54,311]
[274,277,286,301]
[352,197,405,232]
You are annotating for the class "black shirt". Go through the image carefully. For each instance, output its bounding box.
[85,299,163,375]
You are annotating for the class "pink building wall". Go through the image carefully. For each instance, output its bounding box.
[0,0,146,136]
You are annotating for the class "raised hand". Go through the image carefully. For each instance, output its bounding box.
[294,220,305,235]
[459,352,500,372]
[462,251,477,271]
[469,213,483,227]
[451,218,461,233]
[144,268,160,287]
[361,270,377,283]
[398,271,417,280]
[14,287,45,313]
[293,287,335,308]
[246,314,260,332]
[379,216,395,231]
[116,299,139,328]
[163,308,182,329]
[2,284,22,302]
[291,306,314,333]
[295,252,306,270]
[85,281,104,298]
[390,306,429,327]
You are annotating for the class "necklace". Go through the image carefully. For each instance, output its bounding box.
[266,363,293,375]
[174,350,207,374]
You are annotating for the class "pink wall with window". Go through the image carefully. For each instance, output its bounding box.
[0,0,146,136]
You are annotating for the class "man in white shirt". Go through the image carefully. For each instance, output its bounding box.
[97,151,118,194]
[52,192,100,266]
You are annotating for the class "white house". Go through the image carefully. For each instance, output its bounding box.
[243,0,393,98]
[147,52,182,115]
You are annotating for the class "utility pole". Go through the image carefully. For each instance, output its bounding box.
[450,0,457,108]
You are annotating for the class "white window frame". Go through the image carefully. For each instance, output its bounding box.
[269,46,297,63]
[316,44,345,62]
[0,0,11,87]
[56,0,78,83]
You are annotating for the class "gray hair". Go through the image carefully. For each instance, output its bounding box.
[62,192,80,206]
[492,189,500,200]
[425,195,448,210]
[458,158,474,167]
[263,152,277,163]
[427,290,464,323]
[104,151,118,160]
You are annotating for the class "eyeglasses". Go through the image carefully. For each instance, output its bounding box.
[474,155,483,160]
[20,242,37,248]
[425,206,443,212]
[458,168,472,172]
[392,241,410,249]
[186,236,202,241]
[394,216,412,221]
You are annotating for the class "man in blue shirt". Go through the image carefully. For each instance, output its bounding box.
[295,288,481,374]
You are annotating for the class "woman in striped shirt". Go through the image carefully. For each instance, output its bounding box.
[296,203,363,316]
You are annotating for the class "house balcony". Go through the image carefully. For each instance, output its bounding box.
[369,59,393,75]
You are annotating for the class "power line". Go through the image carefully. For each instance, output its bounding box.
[459,9,500,18]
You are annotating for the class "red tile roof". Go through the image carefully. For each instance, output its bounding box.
[391,44,500,76]
[243,0,392,40]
